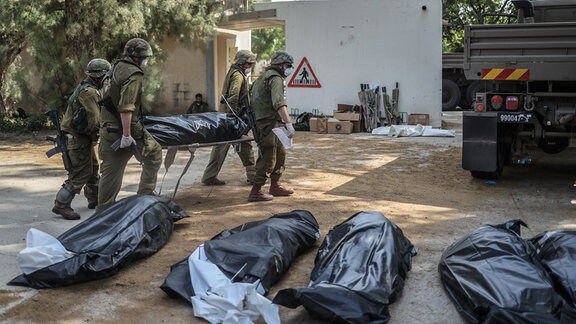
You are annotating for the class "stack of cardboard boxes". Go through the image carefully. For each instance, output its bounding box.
[309,104,363,134]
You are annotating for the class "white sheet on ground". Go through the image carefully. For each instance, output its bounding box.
[188,245,280,324]
[17,228,75,275]
[371,124,455,137]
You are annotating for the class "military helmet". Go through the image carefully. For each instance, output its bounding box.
[270,51,294,65]
[234,49,257,65]
[123,38,153,58]
[85,58,111,78]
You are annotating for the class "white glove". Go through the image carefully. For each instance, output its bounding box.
[285,123,295,138]
[119,135,137,148]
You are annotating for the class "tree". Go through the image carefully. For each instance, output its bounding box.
[247,0,285,61]
[443,0,513,52]
[252,27,285,61]
[0,0,222,113]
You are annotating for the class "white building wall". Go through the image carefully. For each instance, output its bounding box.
[256,0,442,126]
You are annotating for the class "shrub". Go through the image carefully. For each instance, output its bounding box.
[0,111,49,134]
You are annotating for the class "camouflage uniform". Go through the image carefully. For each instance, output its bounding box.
[251,66,288,185]
[52,59,110,220]
[98,39,162,209]
[248,51,296,202]
[201,50,256,185]
[186,101,211,114]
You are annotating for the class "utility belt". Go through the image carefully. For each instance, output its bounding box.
[102,122,144,140]
[63,132,92,151]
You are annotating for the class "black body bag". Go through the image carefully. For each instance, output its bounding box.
[438,220,569,323]
[160,210,320,304]
[273,211,418,323]
[531,230,576,319]
[9,195,188,288]
[142,112,248,146]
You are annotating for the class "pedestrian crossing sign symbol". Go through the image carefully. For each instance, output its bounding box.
[288,57,322,88]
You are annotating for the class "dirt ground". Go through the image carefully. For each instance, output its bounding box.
[1,112,575,323]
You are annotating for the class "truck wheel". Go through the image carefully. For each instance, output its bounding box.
[465,81,493,108]
[442,79,460,111]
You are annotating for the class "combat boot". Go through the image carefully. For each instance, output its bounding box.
[269,180,294,196]
[52,200,80,220]
[248,185,274,202]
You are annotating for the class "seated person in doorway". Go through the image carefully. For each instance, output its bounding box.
[186,93,212,114]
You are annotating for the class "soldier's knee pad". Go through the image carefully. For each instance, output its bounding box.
[56,183,76,204]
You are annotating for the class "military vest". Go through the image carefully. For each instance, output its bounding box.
[101,60,144,125]
[251,67,285,122]
[61,80,99,136]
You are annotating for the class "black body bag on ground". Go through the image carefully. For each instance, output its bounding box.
[142,112,248,146]
[273,211,418,323]
[160,210,320,304]
[438,220,570,323]
[531,230,576,318]
[9,195,188,288]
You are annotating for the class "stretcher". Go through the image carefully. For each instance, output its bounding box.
[159,135,254,199]
[141,112,252,198]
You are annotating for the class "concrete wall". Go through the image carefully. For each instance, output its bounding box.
[256,0,442,126]
[156,38,208,115]
[213,29,252,112]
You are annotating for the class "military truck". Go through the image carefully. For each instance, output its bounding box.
[443,52,484,111]
[442,52,466,110]
[462,0,576,179]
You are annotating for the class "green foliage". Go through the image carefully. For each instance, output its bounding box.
[0,0,221,113]
[248,0,285,61]
[252,27,285,61]
[443,0,514,52]
[0,111,48,134]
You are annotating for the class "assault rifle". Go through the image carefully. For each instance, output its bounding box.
[110,137,143,164]
[45,109,73,172]
[239,92,259,142]
[99,96,143,164]
[221,94,259,143]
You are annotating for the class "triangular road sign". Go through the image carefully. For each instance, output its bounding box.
[288,57,322,88]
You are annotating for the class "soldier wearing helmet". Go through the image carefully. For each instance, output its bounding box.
[201,49,257,186]
[247,50,296,202]
[52,58,111,220]
[97,38,162,209]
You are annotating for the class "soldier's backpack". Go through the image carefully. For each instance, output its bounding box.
[293,112,314,131]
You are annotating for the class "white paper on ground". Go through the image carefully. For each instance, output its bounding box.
[371,125,455,137]
[272,127,293,149]
[188,245,280,324]
[17,228,75,275]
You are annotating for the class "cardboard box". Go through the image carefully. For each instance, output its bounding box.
[309,117,328,133]
[337,104,354,112]
[334,111,362,121]
[327,118,353,134]
[408,114,429,125]
[351,120,362,133]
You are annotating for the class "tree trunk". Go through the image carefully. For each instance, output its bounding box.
[0,33,26,114]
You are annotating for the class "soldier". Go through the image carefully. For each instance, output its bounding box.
[97,38,163,209]
[52,58,111,220]
[248,51,296,202]
[186,93,212,114]
[201,49,257,186]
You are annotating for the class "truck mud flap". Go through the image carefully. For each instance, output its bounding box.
[462,112,498,173]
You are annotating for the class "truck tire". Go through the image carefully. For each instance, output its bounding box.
[465,81,493,108]
[442,79,460,111]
